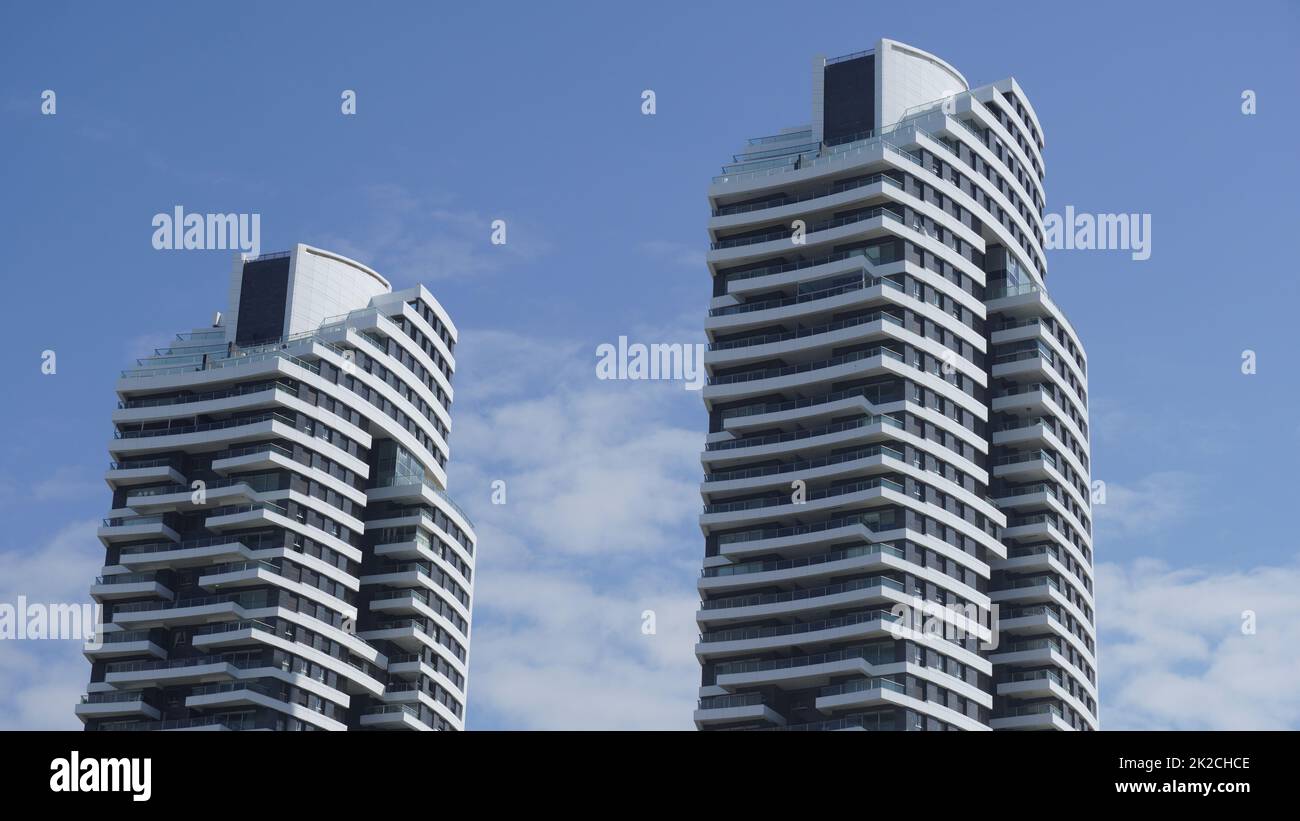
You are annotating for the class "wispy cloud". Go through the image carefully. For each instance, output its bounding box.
[1093,470,1204,540]
[0,465,104,507]
[319,183,551,284]
[30,465,103,504]
[639,240,705,270]
[1089,398,1242,459]
[1098,557,1300,729]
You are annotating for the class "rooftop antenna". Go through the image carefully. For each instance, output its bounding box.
[212,311,223,327]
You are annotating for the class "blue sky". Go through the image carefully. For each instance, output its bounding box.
[1,0,1298,730]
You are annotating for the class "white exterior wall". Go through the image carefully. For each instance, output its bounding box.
[284,245,391,336]
[877,38,969,127]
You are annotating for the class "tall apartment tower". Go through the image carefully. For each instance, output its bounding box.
[695,40,1097,731]
[79,244,476,731]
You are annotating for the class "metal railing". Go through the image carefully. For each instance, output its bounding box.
[708,345,904,386]
[709,271,903,317]
[708,310,903,351]
[702,542,904,578]
[705,444,904,483]
[703,477,904,514]
[716,512,896,546]
[701,608,901,643]
[702,574,904,610]
[706,412,902,451]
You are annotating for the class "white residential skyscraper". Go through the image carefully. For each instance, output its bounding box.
[81,243,476,731]
[696,40,1097,731]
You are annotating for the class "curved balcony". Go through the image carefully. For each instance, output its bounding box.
[699,574,905,624]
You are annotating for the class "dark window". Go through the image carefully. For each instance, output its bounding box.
[234,256,291,345]
[823,54,875,145]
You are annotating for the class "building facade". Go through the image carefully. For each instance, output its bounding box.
[79,243,476,731]
[695,39,1097,731]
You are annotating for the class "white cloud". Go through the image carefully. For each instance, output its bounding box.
[0,519,102,730]
[1098,557,1300,730]
[467,570,698,730]
[451,329,703,558]
[1093,470,1202,539]
[450,327,703,728]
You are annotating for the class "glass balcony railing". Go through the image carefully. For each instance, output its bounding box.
[1001,605,1063,623]
[714,172,902,217]
[720,246,895,287]
[118,380,293,410]
[204,501,288,519]
[746,129,814,147]
[701,608,901,643]
[211,442,295,462]
[986,282,1048,301]
[719,386,903,421]
[708,345,904,386]
[702,574,904,610]
[992,346,1054,367]
[122,347,321,379]
[1006,543,1061,561]
[93,572,163,586]
[726,140,822,168]
[703,542,904,578]
[1005,513,1055,530]
[199,559,281,578]
[117,533,282,557]
[114,411,295,440]
[363,704,422,720]
[108,457,180,471]
[94,713,260,731]
[709,310,903,352]
[712,126,923,184]
[188,681,279,699]
[711,272,904,318]
[758,710,896,732]
[999,638,1063,655]
[101,514,167,528]
[703,477,904,514]
[989,316,1043,333]
[818,676,906,697]
[192,619,277,637]
[1000,575,1061,592]
[716,512,896,546]
[1006,668,1063,687]
[127,475,280,499]
[81,690,150,705]
[371,474,475,529]
[104,651,266,674]
[994,482,1057,500]
[1000,701,1063,719]
[113,591,274,615]
[711,206,904,250]
[698,692,766,710]
[705,444,904,483]
[994,449,1056,468]
[994,381,1051,400]
[96,630,157,645]
[714,642,897,676]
